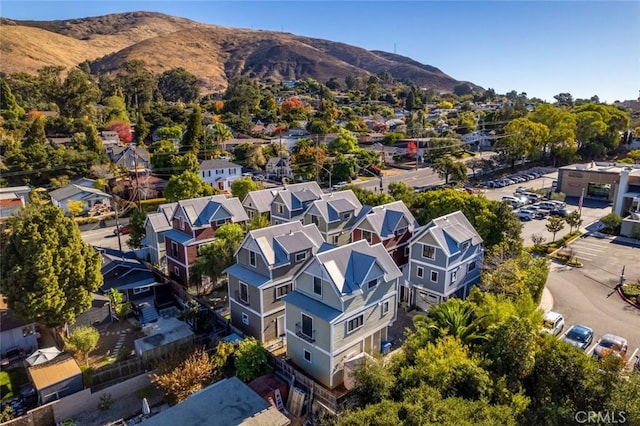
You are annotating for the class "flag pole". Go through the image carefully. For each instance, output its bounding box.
[578,187,585,218]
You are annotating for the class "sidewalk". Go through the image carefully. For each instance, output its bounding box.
[539,287,554,313]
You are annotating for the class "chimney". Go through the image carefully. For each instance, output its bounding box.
[289,229,294,236]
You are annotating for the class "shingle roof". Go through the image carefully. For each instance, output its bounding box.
[223,264,271,288]
[351,200,418,239]
[313,240,402,295]
[99,248,156,291]
[176,195,248,228]
[242,188,279,213]
[49,183,110,202]
[306,190,362,223]
[146,212,171,232]
[199,159,242,170]
[274,182,323,210]
[411,211,482,256]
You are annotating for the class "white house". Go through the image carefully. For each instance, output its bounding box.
[49,179,111,216]
[199,159,242,192]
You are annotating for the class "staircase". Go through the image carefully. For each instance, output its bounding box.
[138,302,159,324]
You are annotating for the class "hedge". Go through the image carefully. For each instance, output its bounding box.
[140,198,168,213]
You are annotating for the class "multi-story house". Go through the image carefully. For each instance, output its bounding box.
[165,195,248,284]
[242,188,278,220]
[265,156,293,179]
[225,222,325,344]
[199,159,242,192]
[302,190,362,246]
[143,202,177,268]
[270,182,323,225]
[350,201,418,303]
[284,239,402,389]
[406,211,483,311]
[107,145,150,171]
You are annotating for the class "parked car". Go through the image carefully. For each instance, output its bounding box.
[522,192,542,203]
[593,334,628,360]
[113,225,131,235]
[542,311,565,336]
[563,324,594,350]
[332,181,349,191]
[550,208,569,217]
[515,209,535,221]
[503,196,524,208]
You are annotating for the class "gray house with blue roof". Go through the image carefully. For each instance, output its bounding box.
[225,221,325,343]
[270,182,323,225]
[284,239,402,389]
[407,211,483,311]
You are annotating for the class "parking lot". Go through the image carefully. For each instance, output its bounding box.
[479,171,611,246]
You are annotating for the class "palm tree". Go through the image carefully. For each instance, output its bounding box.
[205,122,233,158]
[416,299,488,345]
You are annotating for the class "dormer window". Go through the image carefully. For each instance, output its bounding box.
[367,278,379,290]
[295,252,307,263]
[362,230,373,244]
[249,251,256,267]
[215,219,227,226]
[311,215,319,225]
[395,226,407,236]
[342,212,351,220]
[179,217,185,230]
[276,204,284,214]
[461,241,470,251]
[422,245,435,260]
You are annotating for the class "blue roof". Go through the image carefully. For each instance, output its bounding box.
[164,229,193,245]
[224,264,270,288]
[283,291,342,323]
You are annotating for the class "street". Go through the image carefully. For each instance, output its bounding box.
[81,223,130,251]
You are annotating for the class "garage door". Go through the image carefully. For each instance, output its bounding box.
[415,291,440,312]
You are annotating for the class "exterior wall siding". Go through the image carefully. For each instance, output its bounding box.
[286,333,332,388]
[336,291,396,350]
[295,272,342,312]
[284,303,331,356]
[263,310,284,342]
[262,281,291,314]
[410,261,446,294]
[236,247,271,277]
[228,276,262,315]
[229,299,263,340]
[410,237,449,268]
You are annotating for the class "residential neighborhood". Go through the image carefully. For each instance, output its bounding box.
[1,9,640,423]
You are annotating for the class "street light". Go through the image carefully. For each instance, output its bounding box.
[357,165,384,192]
[318,164,332,191]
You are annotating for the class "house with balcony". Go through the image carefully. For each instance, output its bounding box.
[302,190,362,246]
[199,159,242,192]
[283,239,402,389]
[143,202,177,268]
[350,200,418,273]
[225,222,325,344]
[165,195,248,284]
[270,182,324,225]
[242,188,279,220]
[406,211,483,312]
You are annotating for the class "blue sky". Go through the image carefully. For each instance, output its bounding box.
[2,1,639,103]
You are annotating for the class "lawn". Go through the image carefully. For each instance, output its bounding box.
[0,368,29,400]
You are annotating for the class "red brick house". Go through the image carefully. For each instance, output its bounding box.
[165,195,248,284]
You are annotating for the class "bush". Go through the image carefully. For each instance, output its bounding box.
[621,284,640,299]
[140,198,168,213]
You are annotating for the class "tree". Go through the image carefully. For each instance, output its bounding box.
[600,212,622,233]
[193,223,244,286]
[66,326,99,366]
[382,131,403,146]
[231,177,262,202]
[405,141,417,159]
[127,208,146,249]
[245,144,266,170]
[108,288,131,321]
[134,111,149,145]
[103,88,129,124]
[181,105,203,155]
[553,92,574,106]
[106,121,133,144]
[152,348,216,405]
[234,338,271,382]
[529,104,577,165]
[291,145,326,181]
[116,60,157,111]
[164,171,214,202]
[330,154,357,183]
[497,118,549,169]
[0,203,103,328]
[56,69,101,118]
[150,140,177,172]
[564,210,582,233]
[415,299,487,345]
[431,155,468,184]
[327,127,358,154]
[546,216,565,242]
[247,214,269,231]
[351,355,395,405]
[0,79,25,120]
[205,122,233,156]
[158,67,199,102]
[66,200,86,218]
[346,186,395,206]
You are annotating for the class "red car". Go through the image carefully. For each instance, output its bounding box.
[113,225,131,235]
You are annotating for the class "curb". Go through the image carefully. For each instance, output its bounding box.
[617,287,640,310]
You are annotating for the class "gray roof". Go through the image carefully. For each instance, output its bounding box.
[223,264,271,288]
[0,186,30,195]
[266,156,288,168]
[108,145,150,165]
[176,195,248,228]
[284,291,342,323]
[310,240,402,295]
[199,158,242,170]
[305,190,362,223]
[411,211,482,256]
[242,188,279,213]
[146,212,171,232]
[240,222,324,269]
[274,182,323,210]
[143,377,289,426]
[49,183,111,202]
[351,200,418,239]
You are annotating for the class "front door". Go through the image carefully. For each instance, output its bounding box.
[276,315,285,337]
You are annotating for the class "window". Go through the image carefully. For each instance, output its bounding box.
[342,212,351,220]
[180,217,185,230]
[362,230,372,244]
[239,283,249,304]
[451,271,457,283]
[295,252,307,263]
[422,245,435,260]
[468,261,476,272]
[171,242,178,257]
[242,313,249,325]
[304,349,312,363]
[381,301,389,316]
[347,314,364,333]
[216,169,223,175]
[311,215,319,225]
[248,210,255,219]
[395,226,407,236]
[228,168,234,174]
[208,171,211,177]
[301,313,313,338]
[461,241,470,251]
[367,278,378,290]
[215,219,227,226]
[404,246,409,256]
[417,266,424,278]
[133,286,151,295]
[249,251,256,267]
[431,271,438,282]
[174,266,180,277]
[332,234,339,245]
[276,284,291,299]
[276,204,284,214]
[313,276,322,296]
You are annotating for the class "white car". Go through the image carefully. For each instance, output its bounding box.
[514,209,534,221]
[542,311,565,336]
[332,181,349,190]
[593,334,628,360]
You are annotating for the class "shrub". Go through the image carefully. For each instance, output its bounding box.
[140,198,168,213]
[98,393,112,411]
[152,348,216,405]
[621,284,640,299]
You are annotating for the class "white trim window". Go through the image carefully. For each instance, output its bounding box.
[461,241,470,251]
[133,286,151,295]
[332,234,339,245]
[367,278,378,290]
[451,270,457,283]
[276,204,284,214]
[381,300,389,316]
[242,313,249,325]
[347,314,364,333]
[239,282,249,304]
[295,252,307,263]
[431,271,438,283]
[275,283,292,300]
[362,230,373,244]
[422,244,435,260]
[468,261,476,272]
[313,276,322,296]
[215,219,227,226]
[249,251,256,267]
[417,266,424,278]
[304,349,312,363]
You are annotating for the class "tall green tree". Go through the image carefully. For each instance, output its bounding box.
[545,216,565,242]
[103,88,130,124]
[158,67,200,103]
[231,177,262,202]
[327,127,358,154]
[204,122,233,158]
[164,171,214,202]
[529,104,577,165]
[134,111,149,146]
[0,79,26,120]
[56,69,101,118]
[0,203,103,328]
[330,153,357,183]
[66,325,100,366]
[431,155,468,184]
[117,60,157,111]
[127,208,147,249]
[181,105,203,155]
[497,118,549,169]
[193,223,244,285]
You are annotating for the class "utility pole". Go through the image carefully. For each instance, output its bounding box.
[113,196,123,254]
[133,149,142,210]
[315,134,320,185]
[607,266,625,298]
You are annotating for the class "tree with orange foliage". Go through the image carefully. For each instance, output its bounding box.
[213,100,225,114]
[106,121,133,144]
[291,145,326,181]
[405,141,417,159]
[27,110,45,122]
[281,96,308,121]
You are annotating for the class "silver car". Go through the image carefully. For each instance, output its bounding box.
[593,334,628,360]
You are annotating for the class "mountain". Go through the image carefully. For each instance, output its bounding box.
[0,11,480,94]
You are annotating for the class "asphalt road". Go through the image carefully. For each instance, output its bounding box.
[81,224,130,251]
[547,234,640,370]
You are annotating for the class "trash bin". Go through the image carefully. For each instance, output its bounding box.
[381,341,392,355]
